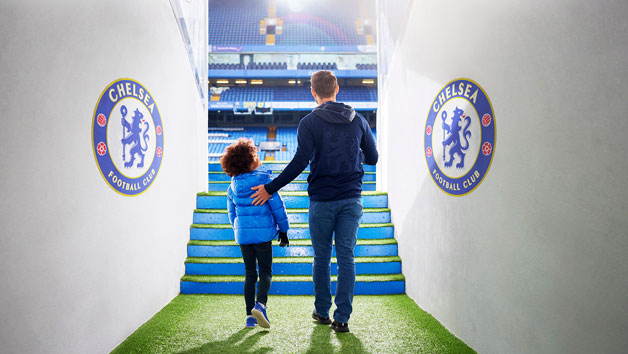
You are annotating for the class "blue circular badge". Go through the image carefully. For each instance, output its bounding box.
[92,79,164,196]
[424,78,495,196]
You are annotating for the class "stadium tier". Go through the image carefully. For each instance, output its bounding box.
[207,127,268,161]
[209,63,245,70]
[209,0,376,52]
[208,127,376,163]
[210,86,377,111]
[219,86,376,102]
[296,62,338,70]
[207,65,376,79]
[210,62,348,71]
[209,0,267,46]
[356,63,377,70]
[246,62,288,70]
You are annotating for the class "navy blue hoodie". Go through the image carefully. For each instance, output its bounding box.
[265,101,378,201]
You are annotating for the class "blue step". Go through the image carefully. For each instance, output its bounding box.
[208,171,377,182]
[208,181,376,191]
[208,161,377,173]
[196,191,388,209]
[187,240,398,258]
[189,224,394,240]
[185,257,402,276]
[180,275,405,295]
[193,208,391,224]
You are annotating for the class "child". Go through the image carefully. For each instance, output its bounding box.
[220,138,290,329]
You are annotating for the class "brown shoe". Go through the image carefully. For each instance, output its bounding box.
[312,311,332,325]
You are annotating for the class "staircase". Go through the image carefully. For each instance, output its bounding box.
[180,161,405,295]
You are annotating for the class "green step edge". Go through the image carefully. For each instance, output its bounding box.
[193,208,391,214]
[190,223,394,229]
[185,256,401,264]
[181,273,405,283]
[188,239,397,246]
[197,191,388,197]
[208,181,376,184]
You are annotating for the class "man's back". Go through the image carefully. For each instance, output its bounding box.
[264,101,377,201]
[300,101,377,201]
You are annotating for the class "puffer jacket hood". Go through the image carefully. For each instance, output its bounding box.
[231,169,271,197]
[227,169,289,245]
[311,101,356,124]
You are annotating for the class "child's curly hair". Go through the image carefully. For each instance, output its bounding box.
[220,138,258,177]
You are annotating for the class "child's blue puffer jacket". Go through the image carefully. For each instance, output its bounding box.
[227,169,289,245]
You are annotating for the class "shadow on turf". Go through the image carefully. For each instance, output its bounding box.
[176,328,271,354]
[306,323,367,354]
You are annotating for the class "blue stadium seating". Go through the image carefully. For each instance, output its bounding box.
[220,87,274,102]
[246,62,288,70]
[276,5,369,46]
[219,86,376,102]
[209,0,374,47]
[356,63,377,70]
[209,0,267,46]
[210,62,373,71]
[207,127,269,161]
[275,127,298,161]
[296,62,338,70]
[209,63,245,70]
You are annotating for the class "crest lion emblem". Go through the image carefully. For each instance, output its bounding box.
[92,79,164,196]
[424,78,495,196]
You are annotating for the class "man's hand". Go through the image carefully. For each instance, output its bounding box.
[251,185,271,206]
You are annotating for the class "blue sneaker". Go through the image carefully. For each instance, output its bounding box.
[245,315,257,328]
[251,302,270,328]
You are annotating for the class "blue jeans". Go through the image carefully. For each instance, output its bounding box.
[309,197,363,323]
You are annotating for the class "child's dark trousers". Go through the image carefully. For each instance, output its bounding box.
[239,241,273,315]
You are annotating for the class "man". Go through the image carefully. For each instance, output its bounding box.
[250,70,378,333]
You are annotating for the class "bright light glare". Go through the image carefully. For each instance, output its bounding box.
[281,0,305,12]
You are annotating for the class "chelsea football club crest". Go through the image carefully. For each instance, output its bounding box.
[424,78,495,196]
[92,79,164,196]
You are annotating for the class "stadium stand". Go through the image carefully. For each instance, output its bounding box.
[207,127,269,161]
[247,62,288,70]
[296,62,338,70]
[209,0,375,48]
[208,0,267,46]
[356,63,377,70]
[275,4,368,46]
[207,0,377,131]
[220,87,274,101]
[218,86,376,102]
[275,127,297,161]
[209,63,245,70]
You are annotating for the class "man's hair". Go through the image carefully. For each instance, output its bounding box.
[220,138,257,177]
[311,70,338,99]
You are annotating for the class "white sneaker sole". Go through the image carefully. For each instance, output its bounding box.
[251,308,270,328]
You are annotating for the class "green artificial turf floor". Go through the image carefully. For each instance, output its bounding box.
[111,294,475,354]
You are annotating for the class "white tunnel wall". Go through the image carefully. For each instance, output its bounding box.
[377,0,628,353]
[0,1,206,353]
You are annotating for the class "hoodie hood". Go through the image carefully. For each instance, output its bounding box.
[311,101,356,124]
[231,169,271,196]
